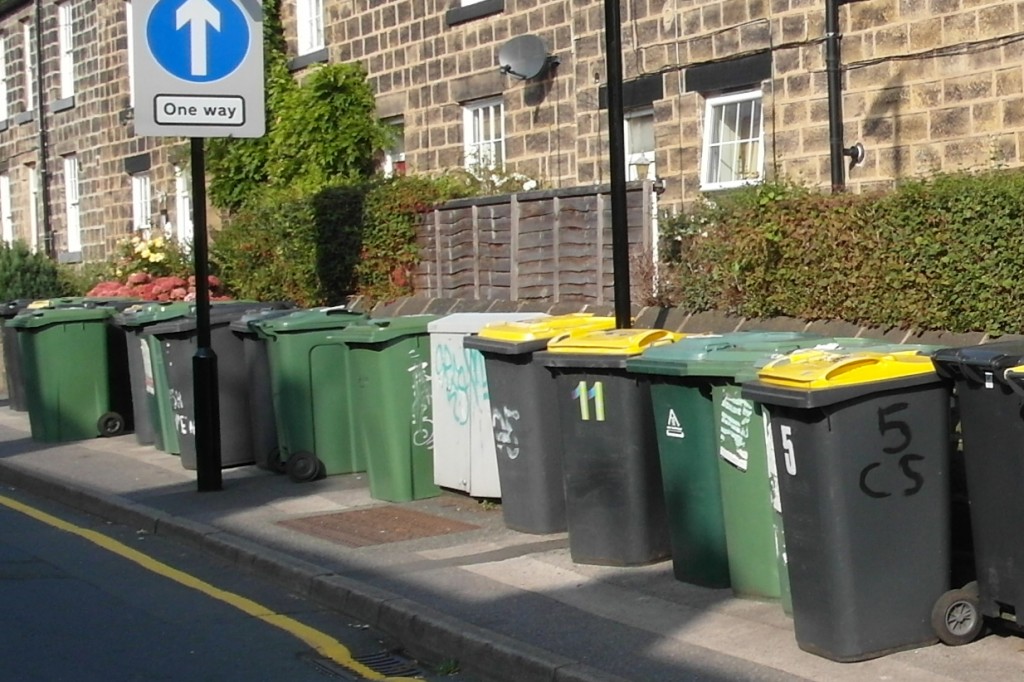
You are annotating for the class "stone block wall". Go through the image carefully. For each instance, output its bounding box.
[304,0,1024,216]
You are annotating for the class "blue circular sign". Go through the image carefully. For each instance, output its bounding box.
[147,0,249,83]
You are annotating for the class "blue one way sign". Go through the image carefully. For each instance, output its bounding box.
[133,0,265,138]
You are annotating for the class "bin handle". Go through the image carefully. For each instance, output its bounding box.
[324,305,349,315]
[957,360,986,384]
[636,329,681,349]
[1004,366,1024,397]
[820,355,885,381]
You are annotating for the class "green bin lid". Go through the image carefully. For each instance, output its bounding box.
[229,307,304,334]
[146,302,293,336]
[333,314,439,343]
[627,332,827,380]
[8,305,116,329]
[113,301,195,329]
[250,306,366,337]
[28,296,140,311]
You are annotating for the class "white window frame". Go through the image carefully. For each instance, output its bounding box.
[26,163,38,251]
[126,1,135,107]
[625,108,656,181]
[382,116,405,178]
[296,0,324,55]
[21,20,32,112]
[58,2,74,99]
[131,172,151,233]
[0,36,8,121]
[700,89,765,191]
[174,166,193,245]
[463,97,505,173]
[63,155,81,253]
[0,173,12,245]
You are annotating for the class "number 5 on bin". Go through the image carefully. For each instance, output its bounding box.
[780,424,796,476]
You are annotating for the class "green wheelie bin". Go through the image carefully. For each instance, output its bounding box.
[251,307,368,481]
[742,349,954,662]
[334,315,441,502]
[537,328,682,566]
[9,305,134,441]
[627,331,833,592]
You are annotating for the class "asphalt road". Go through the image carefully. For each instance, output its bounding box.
[0,485,467,682]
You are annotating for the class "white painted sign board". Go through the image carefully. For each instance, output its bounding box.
[132,0,265,138]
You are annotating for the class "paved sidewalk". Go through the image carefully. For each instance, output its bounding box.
[0,406,1017,682]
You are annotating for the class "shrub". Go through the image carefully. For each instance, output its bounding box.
[0,241,72,300]
[667,170,1024,334]
[211,184,365,307]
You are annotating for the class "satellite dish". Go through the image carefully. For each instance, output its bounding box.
[498,35,553,80]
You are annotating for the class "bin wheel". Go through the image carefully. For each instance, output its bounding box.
[286,452,323,483]
[932,586,984,646]
[97,412,126,438]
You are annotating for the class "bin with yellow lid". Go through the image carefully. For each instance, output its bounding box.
[741,350,954,662]
[535,328,681,565]
[463,313,615,534]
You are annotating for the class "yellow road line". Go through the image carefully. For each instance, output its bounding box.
[0,494,418,682]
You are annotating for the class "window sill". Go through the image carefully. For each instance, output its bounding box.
[288,48,328,72]
[445,0,504,26]
[0,119,8,133]
[699,178,763,192]
[13,110,33,125]
[52,96,75,113]
[57,251,82,265]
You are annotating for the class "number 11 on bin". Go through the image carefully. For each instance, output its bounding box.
[573,381,605,421]
[780,424,796,475]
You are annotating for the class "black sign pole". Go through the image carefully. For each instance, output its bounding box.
[190,136,222,492]
[603,0,632,329]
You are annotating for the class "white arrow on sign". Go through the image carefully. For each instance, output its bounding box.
[176,0,221,77]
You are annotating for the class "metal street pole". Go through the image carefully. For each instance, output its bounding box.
[191,137,221,492]
[603,0,632,329]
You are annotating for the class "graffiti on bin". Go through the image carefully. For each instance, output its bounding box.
[434,344,489,426]
[408,348,433,449]
[168,388,194,436]
[492,405,521,460]
[858,401,925,499]
[718,393,753,471]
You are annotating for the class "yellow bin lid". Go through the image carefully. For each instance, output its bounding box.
[546,328,682,356]
[756,349,936,390]
[477,313,616,343]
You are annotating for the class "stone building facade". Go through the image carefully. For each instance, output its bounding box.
[0,0,188,264]
[287,0,1024,212]
[1,0,1021,264]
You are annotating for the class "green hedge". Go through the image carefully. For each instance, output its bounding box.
[665,170,1024,334]
[0,241,71,300]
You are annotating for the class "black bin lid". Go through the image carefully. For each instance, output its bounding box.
[932,339,1024,382]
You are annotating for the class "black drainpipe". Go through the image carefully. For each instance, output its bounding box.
[34,0,53,257]
[825,0,865,193]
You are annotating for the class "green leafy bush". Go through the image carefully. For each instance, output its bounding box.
[0,241,72,300]
[211,184,365,306]
[667,170,1024,334]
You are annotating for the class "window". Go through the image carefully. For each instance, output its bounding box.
[26,163,38,251]
[131,172,151,232]
[125,1,134,106]
[0,36,8,121]
[700,90,764,190]
[0,174,12,245]
[463,97,504,173]
[63,155,81,253]
[625,108,655,181]
[382,117,405,178]
[174,166,193,245]
[21,21,33,112]
[296,0,324,55]
[58,2,74,99]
